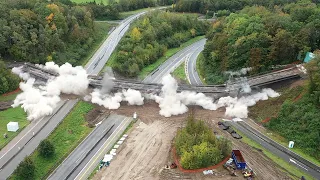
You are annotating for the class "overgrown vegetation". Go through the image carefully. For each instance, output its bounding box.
[266,74,320,161]
[11,101,93,179]
[0,60,19,94]
[112,11,208,77]
[173,0,298,14]
[174,115,231,169]
[200,1,320,84]
[0,0,112,65]
[14,156,35,180]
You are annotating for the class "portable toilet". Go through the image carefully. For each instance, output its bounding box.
[288,141,294,148]
[7,122,19,132]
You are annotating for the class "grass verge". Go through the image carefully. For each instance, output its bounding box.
[172,62,188,84]
[238,131,315,180]
[0,92,20,102]
[81,21,114,66]
[10,101,94,179]
[138,35,205,79]
[0,108,28,150]
[88,120,135,179]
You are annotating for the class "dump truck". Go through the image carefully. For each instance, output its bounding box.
[232,150,246,169]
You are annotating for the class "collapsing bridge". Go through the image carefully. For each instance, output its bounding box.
[20,63,303,95]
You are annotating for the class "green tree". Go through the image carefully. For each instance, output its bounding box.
[39,139,55,158]
[15,156,35,180]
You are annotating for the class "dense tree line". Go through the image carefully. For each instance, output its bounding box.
[86,0,173,20]
[175,115,231,169]
[0,0,110,65]
[0,60,20,95]
[201,2,320,84]
[112,11,208,77]
[265,54,320,161]
[174,0,298,14]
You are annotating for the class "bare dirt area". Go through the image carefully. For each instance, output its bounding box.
[0,101,12,111]
[91,100,291,180]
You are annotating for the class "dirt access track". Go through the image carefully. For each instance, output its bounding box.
[92,101,291,180]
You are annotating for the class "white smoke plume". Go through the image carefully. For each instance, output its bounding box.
[217,88,280,118]
[90,88,144,108]
[12,79,61,120]
[12,62,89,120]
[12,66,30,81]
[150,74,280,118]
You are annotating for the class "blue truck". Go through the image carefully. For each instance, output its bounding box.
[232,150,246,169]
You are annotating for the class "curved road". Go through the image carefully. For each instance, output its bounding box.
[143,38,206,83]
[185,40,205,85]
[184,42,320,179]
[0,10,149,179]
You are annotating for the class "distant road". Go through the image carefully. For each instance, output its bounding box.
[48,114,131,180]
[143,38,206,83]
[0,10,149,179]
[86,12,147,75]
[186,39,206,85]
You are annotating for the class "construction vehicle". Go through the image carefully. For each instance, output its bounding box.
[232,150,246,169]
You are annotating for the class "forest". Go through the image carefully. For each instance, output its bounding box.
[173,0,299,15]
[200,1,320,84]
[266,54,320,160]
[175,115,231,169]
[112,11,208,77]
[0,0,103,65]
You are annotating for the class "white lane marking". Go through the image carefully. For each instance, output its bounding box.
[75,117,131,180]
[289,158,309,171]
[0,117,45,160]
[191,47,202,85]
[149,44,199,83]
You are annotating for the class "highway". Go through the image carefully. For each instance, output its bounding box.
[0,10,149,179]
[48,114,131,180]
[181,39,320,179]
[185,39,206,85]
[86,12,146,75]
[143,38,206,83]
[229,121,320,179]
[0,100,78,179]
[70,116,132,180]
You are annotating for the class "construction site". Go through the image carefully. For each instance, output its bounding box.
[87,100,291,180]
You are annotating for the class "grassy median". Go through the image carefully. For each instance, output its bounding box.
[138,36,205,79]
[10,101,94,179]
[172,62,188,84]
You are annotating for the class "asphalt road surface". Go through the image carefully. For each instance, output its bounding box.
[143,38,206,83]
[48,114,130,180]
[85,11,146,75]
[71,116,132,180]
[186,39,206,85]
[0,100,78,179]
[0,10,148,179]
[229,121,320,179]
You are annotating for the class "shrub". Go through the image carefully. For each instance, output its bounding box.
[15,156,35,180]
[175,115,231,169]
[39,139,55,158]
